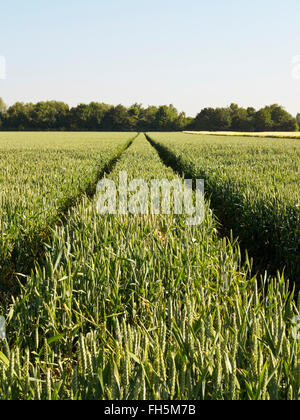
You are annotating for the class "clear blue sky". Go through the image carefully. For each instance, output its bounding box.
[0,0,299,116]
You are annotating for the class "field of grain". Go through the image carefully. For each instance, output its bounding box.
[148,132,300,285]
[0,133,299,400]
[0,132,135,293]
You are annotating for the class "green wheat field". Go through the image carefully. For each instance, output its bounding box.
[0,132,299,400]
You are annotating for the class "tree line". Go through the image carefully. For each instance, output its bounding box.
[192,103,298,132]
[0,98,298,132]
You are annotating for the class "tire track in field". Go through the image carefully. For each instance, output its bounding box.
[1,133,139,303]
[145,133,297,290]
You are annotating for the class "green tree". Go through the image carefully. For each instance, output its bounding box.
[138,106,158,131]
[268,104,298,131]
[173,112,188,131]
[5,102,34,130]
[155,105,179,131]
[69,104,90,130]
[194,108,216,130]
[214,108,232,130]
[194,107,231,131]
[102,105,131,131]
[128,103,143,131]
[229,103,249,131]
[70,102,111,130]
[86,102,111,130]
[254,107,273,131]
[31,101,69,130]
[184,116,194,130]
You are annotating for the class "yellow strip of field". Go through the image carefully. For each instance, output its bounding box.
[184,131,300,139]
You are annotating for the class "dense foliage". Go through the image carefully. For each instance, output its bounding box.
[0,101,189,132]
[192,104,298,132]
[0,134,299,400]
[0,98,297,132]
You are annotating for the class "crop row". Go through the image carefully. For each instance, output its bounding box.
[0,134,299,400]
[0,132,136,295]
[147,133,300,285]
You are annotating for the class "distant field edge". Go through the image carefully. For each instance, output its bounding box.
[183,131,300,139]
